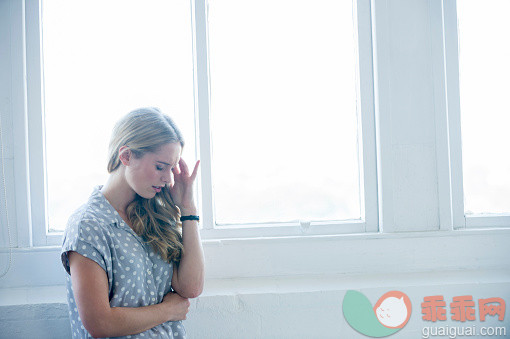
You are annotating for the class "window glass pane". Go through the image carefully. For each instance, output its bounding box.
[208,0,361,225]
[457,0,510,215]
[42,0,195,232]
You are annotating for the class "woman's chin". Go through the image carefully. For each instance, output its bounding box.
[137,190,157,200]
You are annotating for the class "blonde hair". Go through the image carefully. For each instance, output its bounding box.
[107,107,185,263]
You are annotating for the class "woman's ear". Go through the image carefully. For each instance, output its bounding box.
[118,146,131,166]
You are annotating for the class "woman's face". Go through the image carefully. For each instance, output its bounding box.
[124,142,182,199]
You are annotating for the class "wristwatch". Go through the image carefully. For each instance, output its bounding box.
[180,215,200,222]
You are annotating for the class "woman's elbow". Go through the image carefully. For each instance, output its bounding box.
[185,288,203,299]
[82,320,105,338]
[189,287,203,299]
[81,312,112,338]
[179,283,203,298]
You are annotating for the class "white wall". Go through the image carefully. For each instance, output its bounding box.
[1,272,509,338]
[0,0,509,338]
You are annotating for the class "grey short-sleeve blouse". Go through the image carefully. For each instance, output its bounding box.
[61,186,186,339]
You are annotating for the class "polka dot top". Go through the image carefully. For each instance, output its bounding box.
[61,186,186,338]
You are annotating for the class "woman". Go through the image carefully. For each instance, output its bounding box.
[61,107,204,338]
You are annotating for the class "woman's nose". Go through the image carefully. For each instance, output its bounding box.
[162,169,174,186]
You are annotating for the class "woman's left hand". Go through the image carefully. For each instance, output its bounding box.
[168,158,200,215]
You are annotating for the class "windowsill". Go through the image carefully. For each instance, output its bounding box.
[4,225,510,251]
[2,268,509,307]
[1,227,510,290]
[40,218,510,244]
[201,269,510,296]
[0,285,67,307]
[199,226,510,244]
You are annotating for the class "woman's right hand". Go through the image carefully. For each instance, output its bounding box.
[162,291,190,321]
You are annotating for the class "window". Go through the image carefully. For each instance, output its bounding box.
[41,0,196,234]
[443,0,510,228]
[456,0,510,215]
[196,0,377,237]
[26,0,376,246]
[208,0,361,225]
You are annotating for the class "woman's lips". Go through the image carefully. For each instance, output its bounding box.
[152,186,162,193]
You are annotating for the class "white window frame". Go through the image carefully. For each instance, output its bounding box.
[19,0,378,246]
[25,0,53,246]
[7,0,49,248]
[192,0,378,239]
[438,0,510,230]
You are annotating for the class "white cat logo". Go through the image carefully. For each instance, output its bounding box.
[373,291,412,329]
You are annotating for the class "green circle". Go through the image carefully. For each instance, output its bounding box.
[342,290,401,338]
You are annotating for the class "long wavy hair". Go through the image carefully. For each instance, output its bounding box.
[107,107,185,263]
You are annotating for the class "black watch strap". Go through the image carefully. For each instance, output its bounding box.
[180,215,199,222]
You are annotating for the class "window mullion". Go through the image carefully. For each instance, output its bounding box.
[10,0,32,248]
[429,0,454,231]
[443,0,466,229]
[356,0,378,232]
[26,0,48,245]
[193,0,215,230]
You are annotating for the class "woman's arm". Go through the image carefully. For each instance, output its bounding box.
[171,207,205,298]
[169,158,205,298]
[68,251,190,338]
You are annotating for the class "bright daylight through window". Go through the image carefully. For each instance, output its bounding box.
[42,0,195,232]
[207,0,362,225]
[43,0,364,232]
[456,0,510,215]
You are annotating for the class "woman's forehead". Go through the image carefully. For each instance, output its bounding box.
[153,142,182,164]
